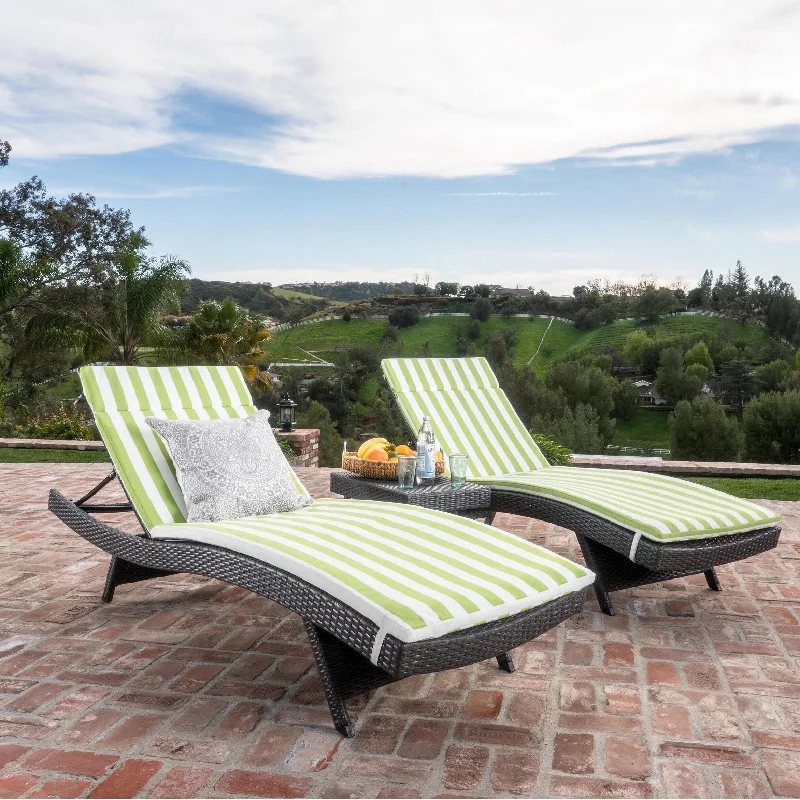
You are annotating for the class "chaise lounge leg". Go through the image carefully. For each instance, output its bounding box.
[575,534,616,615]
[704,568,722,592]
[496,652,515,673]
[101,556,178,604]
[303,620,355,738]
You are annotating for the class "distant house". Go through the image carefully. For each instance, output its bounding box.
[499,287,533,297]
[633,379,667,406]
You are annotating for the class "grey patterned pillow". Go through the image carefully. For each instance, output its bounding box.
[145,411,312,523]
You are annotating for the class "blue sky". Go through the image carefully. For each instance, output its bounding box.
[2,2,799,294]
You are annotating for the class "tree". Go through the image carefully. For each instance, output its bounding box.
[435,281,458,297]
[730,260,753,321]
[546,360,616,442]
[719,359,755,414]
[0,140,10,168]
[654,348,704,405]
[613,380,640,421]
[296,400,343,467]
[25,248,189,366]
[471,297,492,322]
[623,329,650,371]
[484,331,507,368]
[743,391,800,463]
[631,287,679,323]
[466,318,481,341]
[684,341,714,373]
[176,298,271,391]
[531,404,605,454]
[387,306,421,328]
[0,162,147,301]
[475,284,492,298]
[669,397,743,460]
[755,359,791,393]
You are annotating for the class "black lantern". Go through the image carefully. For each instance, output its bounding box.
[278,394,297,432]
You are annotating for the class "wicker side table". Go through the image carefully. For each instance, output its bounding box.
[330,471,492,521]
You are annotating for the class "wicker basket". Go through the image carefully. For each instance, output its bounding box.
[341,452,445,480]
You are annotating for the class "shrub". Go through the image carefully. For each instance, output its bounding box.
[755,359,791,393]
[387,306,421,328]
[15,404,97,441]
[531,404,605,454]
[383,324,398,342]
[668,397,743,461]
[466,318,481,340]
[743,390,800,463]
[532,433,572,465]
[471,297,492,322]
[341,310,352,322]
[296,400,344,467]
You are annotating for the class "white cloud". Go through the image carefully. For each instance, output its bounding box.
[3,1,800,178]
[759,224,800,243]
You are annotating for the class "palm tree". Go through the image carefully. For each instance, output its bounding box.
[25,248,189,365]
[178,298,272,392]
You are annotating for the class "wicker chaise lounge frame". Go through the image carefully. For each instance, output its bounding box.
[48,478,586,737]
[483,491,780,616]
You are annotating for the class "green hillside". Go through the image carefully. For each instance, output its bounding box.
[265,313,770,376]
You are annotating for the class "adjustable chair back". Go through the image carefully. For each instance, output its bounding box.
[80,365,308,532]
[382,357,549,478]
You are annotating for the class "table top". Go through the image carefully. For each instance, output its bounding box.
[330,470,491,515]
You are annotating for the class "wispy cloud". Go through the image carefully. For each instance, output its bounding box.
[2,2,800,178]
[449,191,555,197]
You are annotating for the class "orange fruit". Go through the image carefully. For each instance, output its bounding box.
[366,448,389,462]
[395,444,416,456]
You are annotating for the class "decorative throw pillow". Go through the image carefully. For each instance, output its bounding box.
[145,411,312,523]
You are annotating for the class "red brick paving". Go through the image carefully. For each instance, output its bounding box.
[0,463,798,797]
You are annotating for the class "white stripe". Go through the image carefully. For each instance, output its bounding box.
[629,532,642,560]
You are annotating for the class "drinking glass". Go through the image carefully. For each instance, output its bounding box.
[396,455,417,490]
[449,453,468,489]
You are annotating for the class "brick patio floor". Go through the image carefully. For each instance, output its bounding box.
[1,465,800,798]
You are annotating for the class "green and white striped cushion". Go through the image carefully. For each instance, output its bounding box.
[382,357,781,547]
[478,468,781,550]
[151,498,594,662]
[382,357,550,477]
[80,366,309,531]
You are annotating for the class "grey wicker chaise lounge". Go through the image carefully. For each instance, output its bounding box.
[382,357,782,615]
[49,365,594,736]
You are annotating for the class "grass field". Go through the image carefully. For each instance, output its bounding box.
[0,448,110,463]
[685,477,800,501]
[272,286,329,302]
[612,409,671,448]
[263,313,769,373]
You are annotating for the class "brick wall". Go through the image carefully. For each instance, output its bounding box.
[274,428,320,468]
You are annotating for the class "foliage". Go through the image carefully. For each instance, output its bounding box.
[14,404,97,441]
[181,278,328,320]
[279,281,416,301]
[484,331,507,368]
[296,400,344,467]
[25,248,189,366]
[466,318,481,340]
[718,359,756,414]
[1,157,147,302]
[471,297,492,322]
[531,404,605,454]
[623,329,650,370]
[684,341,714,373]
[387,306,421,328]
[742,391,800,464]
[0,448,110,463]
[654,347,704,405]
[277,438,297,462]
[174,298,272,393]
[435,281,459,296]
[755,359,791,393]
[669,396,743,461]
[532,433,572,465]
[613,379,641,421]
[631,287,679,323]
[546,359,616,442]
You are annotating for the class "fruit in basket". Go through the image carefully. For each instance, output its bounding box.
[366,448,389,462]
[357,437,389,459]
[395,444,416,456]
